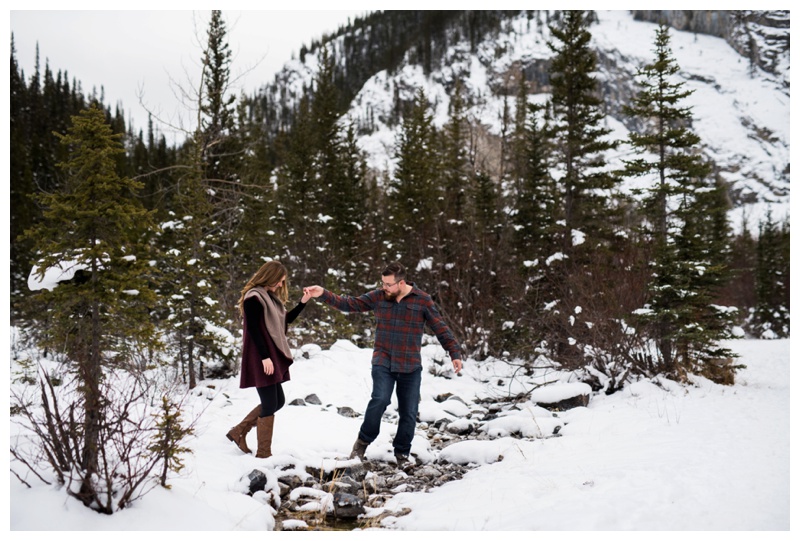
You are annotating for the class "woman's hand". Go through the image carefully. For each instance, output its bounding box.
[303,285,324,299]
[301,290,312,303]
[262,358,274,376]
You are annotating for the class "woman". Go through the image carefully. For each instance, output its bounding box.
[226,261,311,458]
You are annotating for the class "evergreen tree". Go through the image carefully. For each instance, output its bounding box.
[155,11,241,387]
[156,138,236,389]
[149,396,195,488]
[623,24,738,382]
[312,47,367,267]
[197,10,243,318]
[440,80,470,232]
[544,10,624,371]
[754,210,790,338]
[512,99,557,266]
[388,87,440,265]
[231,96,281,278]
[273,92,322,272]
[548,10,620,255]
[10,36,36,307]
[200,9,236,183]
[22,103,157,505]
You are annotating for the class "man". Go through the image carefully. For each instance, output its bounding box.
[304,262,462,467]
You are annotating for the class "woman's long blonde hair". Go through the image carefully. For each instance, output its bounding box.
[237,261,289,317]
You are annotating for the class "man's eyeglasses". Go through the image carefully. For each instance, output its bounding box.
[381,280,399,289]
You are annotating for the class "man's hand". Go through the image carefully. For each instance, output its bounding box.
[303,285,324,298]
[452,358,463,374]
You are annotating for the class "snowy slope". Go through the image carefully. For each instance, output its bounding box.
[280,10,790,232]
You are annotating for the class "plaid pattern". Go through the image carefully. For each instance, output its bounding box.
[319,284,462,373]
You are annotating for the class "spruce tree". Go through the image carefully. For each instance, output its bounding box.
[623,24,738,382]
[440,80,470,232]
[273,92,322,272]
[389,87,440,265]
[156,138,235,388]
[154,11,241,387]
[545,10,623,371]
[547,10,620,255]
[22,103,157,505]
[754,210,790,338]
[200,9,236,183]
[512,99,557,266]
[313,47,367,266]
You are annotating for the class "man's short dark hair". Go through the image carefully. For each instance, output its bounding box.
[382,261,406,282]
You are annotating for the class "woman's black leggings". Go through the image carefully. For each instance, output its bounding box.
[256,383,285,417]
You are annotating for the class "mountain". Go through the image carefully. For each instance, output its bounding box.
[256,10,790,233]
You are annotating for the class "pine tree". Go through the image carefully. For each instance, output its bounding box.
[200,10,236,183]
[754,210,790,338]
[313,47,367,265]
[157,137,235,388]
[544,10,624,371]
[10,36,36,307]
[149,396,195,488]
[231,97,281,278]
[623,24,738,382]
[154,11,242,387]
[512,99,557,266]
[440,80,470,232]
[547,10,620,255]
[389,87,440,265]
[22,103,157,505]
[273,92,322,273]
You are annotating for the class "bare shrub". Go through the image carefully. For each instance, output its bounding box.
[10,363,196,514]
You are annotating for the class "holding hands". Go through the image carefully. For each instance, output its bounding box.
[303,285,324,299]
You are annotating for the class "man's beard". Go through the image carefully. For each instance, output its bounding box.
[384,289,399,300]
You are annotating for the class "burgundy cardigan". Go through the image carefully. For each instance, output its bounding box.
[239,297,306,388]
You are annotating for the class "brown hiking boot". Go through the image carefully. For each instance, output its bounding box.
[255,415,275,458]
[226,405,261,454]
[349,438,369,460]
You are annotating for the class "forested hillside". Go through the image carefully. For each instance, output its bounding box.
[10,10,790,390]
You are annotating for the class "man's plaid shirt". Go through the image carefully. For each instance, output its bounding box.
[319,284,462,373]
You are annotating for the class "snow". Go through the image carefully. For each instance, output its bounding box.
[27,259,88,292]
[337,10,789,232]
[9,334,791,531]
[7,9,792,535]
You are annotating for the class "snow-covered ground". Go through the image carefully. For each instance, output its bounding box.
[9,334,790,531]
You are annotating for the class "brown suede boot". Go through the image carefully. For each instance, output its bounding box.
[350,438,368,460]
[226,405,261,454]
[255,415,275,458]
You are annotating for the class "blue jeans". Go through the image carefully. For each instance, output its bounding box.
[358,364,422,456]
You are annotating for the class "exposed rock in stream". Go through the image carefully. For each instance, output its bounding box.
[238,384,590,530]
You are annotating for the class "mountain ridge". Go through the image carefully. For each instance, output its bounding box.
[258,10,790,231]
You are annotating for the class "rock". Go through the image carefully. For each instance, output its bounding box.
[277,474,303,489]
[304,394,322,405]
[530,382,592,411]
[337,406,360,418]
[539,394,589,411]
[246,469,267,495]
[289,398,306,406]
[416,465,443,478]
[329,492,365,519]
[446,418,475,435]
